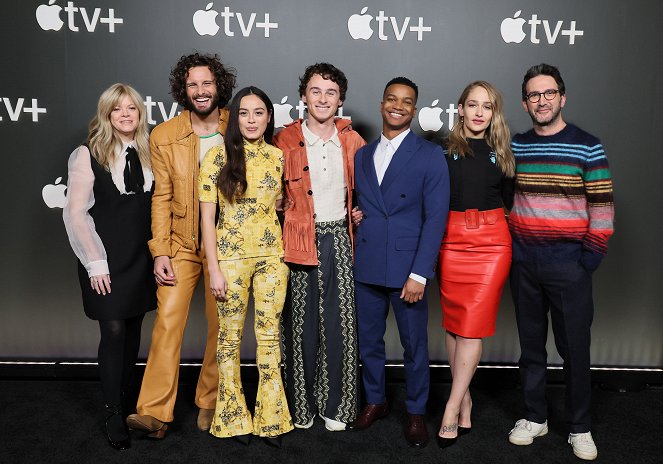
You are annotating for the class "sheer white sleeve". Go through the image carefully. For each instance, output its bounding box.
[62,146,109,277]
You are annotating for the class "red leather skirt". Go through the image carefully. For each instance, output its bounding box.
[438,208,511,338]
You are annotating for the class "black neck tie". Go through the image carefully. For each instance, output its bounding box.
[123,146,145,193]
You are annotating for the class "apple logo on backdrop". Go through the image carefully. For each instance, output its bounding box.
[348,7,374,40]
[273,96,294,128]
[36,0,64,31]
[42,176,67,209]
[193,2,220,36]
[501,10,527,43]
[418,100,444,132]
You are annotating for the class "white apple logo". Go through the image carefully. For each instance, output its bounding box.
[348,7,374,40]
[42,176,67,209]
[36,0,64,31]
[193,2,220,36]
[273,96,294,128]
[500,10,527,43]
[418,99,444,132]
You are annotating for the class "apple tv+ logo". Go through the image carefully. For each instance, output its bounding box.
[36,0,123,33]
[500,10,584,45]
[272,97,352,129]
[0,98,47,123]
[347,6,431,41]
[192,2,278,37]
[417,101,458,133]
[42,176,67,209]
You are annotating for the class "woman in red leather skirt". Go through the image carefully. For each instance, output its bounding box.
[436,81,515,448]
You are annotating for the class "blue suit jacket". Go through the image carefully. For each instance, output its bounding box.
[353,131,449,288]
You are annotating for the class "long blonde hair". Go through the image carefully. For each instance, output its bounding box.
[87,83,150,170]
[447,81,515,177]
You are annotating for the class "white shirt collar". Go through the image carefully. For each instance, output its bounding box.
[119,140,136,156]
[302,120,341,148]
[380,128,410,152]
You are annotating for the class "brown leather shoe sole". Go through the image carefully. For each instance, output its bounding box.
[126,414,168,439]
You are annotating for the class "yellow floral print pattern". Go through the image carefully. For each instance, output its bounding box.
[199,138,284,261]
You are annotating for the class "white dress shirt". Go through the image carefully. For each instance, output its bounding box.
[372,129,426,285]
[374,129,410,185]
[302,121,346,223]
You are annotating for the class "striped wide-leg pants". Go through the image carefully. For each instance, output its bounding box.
[282,219,359,426]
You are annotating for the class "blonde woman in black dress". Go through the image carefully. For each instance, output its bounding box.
[63,83,156,450]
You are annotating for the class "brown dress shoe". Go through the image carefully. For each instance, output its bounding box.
[197,408,214,431]
[404,414,429,448]
[126,413,168,439]
[347,403,390,431]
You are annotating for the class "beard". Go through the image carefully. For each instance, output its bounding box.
[528,103,562,127]
[186,91,220,117]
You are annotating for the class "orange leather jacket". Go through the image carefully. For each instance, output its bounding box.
[273,118,366,265]
[148,108,229,258]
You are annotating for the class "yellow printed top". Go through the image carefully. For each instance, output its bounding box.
[198,138,284,260]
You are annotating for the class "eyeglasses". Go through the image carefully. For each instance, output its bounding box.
[526,89,560,103]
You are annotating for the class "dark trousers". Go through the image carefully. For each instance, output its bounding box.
[510,260,594,433]
[282,220,359,424]
[355,280,430,415]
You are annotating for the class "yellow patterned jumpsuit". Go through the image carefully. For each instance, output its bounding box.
[199,138,293,438]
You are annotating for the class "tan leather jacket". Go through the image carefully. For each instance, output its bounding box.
[148,108,228,258]
[273,118,366,265]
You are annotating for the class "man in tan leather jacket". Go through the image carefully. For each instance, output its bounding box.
[126,53,236,438]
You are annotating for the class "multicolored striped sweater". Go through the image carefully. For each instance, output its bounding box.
[509,124,614,270]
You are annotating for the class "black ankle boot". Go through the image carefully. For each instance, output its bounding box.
[105,405,130,450]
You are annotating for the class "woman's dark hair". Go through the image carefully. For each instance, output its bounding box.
[169,52,236,108]
[217,86,275,202]
[298,62,348,102]
[521,63,565,101]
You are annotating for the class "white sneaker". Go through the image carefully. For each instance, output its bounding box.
[293,417,314,429]
[508,419,548,445]
[568,432,598,460]
[319,414,346,431]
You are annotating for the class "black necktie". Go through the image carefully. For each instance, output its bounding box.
[123,146,145,193]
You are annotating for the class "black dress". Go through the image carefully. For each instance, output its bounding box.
[77,154,156,320]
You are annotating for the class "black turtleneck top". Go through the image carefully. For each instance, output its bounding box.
[445,137,514,212]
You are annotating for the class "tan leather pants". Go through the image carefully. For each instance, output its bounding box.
[136,244,219,422]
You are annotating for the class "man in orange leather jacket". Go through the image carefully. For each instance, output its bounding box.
[126,53,235,438]
[274,63,365,432]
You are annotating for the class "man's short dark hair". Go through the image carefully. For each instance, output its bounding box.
[298,63,348,102]
[521,63,565,101]
[383,77,418,102]
[169,52,237,108]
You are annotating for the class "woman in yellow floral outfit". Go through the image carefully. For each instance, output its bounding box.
[199,86,293,447]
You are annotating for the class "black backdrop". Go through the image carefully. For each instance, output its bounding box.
[1,0,661,368]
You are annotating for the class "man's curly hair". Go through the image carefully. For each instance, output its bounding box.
[169,53,237,108]
[298,63,348,102]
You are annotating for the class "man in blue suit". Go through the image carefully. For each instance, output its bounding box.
[347,77,449,448]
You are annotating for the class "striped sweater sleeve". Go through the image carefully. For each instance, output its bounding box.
[581,142,614,267]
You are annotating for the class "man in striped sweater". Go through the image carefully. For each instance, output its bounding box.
[507,64,614,461]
